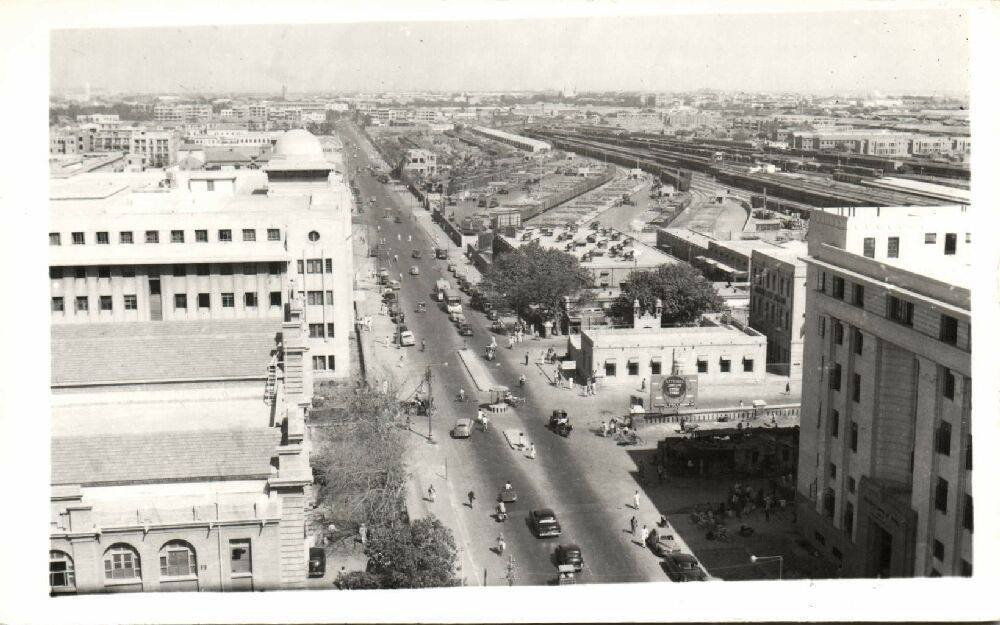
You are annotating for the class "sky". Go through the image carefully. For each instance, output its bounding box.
[51,9,971,97]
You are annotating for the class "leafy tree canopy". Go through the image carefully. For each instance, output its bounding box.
[611,263,724,326]
[482,241,593,320]
[336,517,460,589]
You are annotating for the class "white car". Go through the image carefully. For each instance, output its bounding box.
[410,265,420,275]
[399,330,415,346]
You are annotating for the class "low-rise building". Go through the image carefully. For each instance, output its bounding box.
[400,148,438,177]
[470,126,552,152]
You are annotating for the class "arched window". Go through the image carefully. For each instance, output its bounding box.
[159,540,197,577]
[49,550,75,590]
[103,543,141,580]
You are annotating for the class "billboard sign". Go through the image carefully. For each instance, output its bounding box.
[662,375,687,399]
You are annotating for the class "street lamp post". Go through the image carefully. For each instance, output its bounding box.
[423,362,449,444]
[749,554,783,580]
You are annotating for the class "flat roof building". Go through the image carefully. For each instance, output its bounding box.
[795,205,972,579]
[471,126,552,152]
[748,241,809,378]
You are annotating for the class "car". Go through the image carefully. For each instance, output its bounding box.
[449,311,465,323]
[530,508,563,538]
[662,553,707,582]
[410,265,420,275]
[452,418,473,438]
[412,249,422,259]
[486,309,499,321]
[457,323,474,336]
[399,330,415,346]
[498,485,517,503]
[555,543,584,572]
[389,280,401,290]
[308,547,326,578]
[646,529,681,556]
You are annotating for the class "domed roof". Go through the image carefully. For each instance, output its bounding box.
[273,129,324,159]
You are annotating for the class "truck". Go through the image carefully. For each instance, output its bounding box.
[435,279,451,302]
[444,290,463,314]
[434,247,449,260]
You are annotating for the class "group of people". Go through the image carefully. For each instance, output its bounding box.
[600,416,634,438]
[584,373,599,396]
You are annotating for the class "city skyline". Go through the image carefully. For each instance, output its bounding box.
[51,10,970,97]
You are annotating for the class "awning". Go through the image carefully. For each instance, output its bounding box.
[560,361,577,370]
[628,357,639,364]
[743,354,756,361]
[719,354,733,360]
[650,356,663,363]
[696,355,709,361]
[604,358,617,364]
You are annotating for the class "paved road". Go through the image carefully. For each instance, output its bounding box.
[338,121,667,587]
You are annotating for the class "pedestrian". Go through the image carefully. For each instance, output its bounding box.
[525,353,529,366]
[738,399,744,409]
[640,524,649,543]
[358,523,368,546]
[397,233,401,241]
[408,234,412,242]
[468,490,476,508]
[427,485,436,502]
[601,421,608,437]
[630,515,638,535]
[527,443,536,459]
[633,489,641,511]
[785,382,791,395]
[609,417,618,434]
[496,533,506,556]
[518,432,525,449]
[381,380,389,394]
[641,377,647,391]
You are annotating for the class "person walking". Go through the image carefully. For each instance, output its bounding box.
[633,489,641,511]
[518,432,525,449]
[641,378,647,391]
[358,523,368,547]
[497,501,506,521]
[526,443,536,459]
[601,421,608,437]
[467,490,476,508]
[785,382,791,395]
[630,515,638,535]
[525,353,529,366]
[640,524,649,544]
[427,484,436,502]
[496,533,506,556]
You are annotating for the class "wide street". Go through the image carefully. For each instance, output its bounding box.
[338,121,670,586]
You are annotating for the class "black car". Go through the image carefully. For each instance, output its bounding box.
[308,547,326,578]
[662,553,707,582]
[457,323,474,336]
[555,543,583,572]
[530,508,563,538]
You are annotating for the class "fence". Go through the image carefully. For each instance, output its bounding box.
[641,404,800,425]
[520,167,617,222]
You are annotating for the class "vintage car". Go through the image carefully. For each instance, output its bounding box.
[555,543,584,572]
[530,508,562,538]
[452,418,473,439]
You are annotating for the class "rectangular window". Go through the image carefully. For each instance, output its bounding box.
[313,355,327,369]
[230,540,252,575]
[843,502,854,538]
[934,477,948,513]
[49,266,63,280]
[966,436,972,470]
[222,293,235,308]
[98,265,111,279]
[267,228,281,241]
[72,232,85,245]
[49,232,61,246]
[307,291,324,305]
[306,259,323,274]
[627,361,639,376]
[173,264,185,277]
[887,296,913,326]
[218,229,232,242]
[817,271,826,292]
[719,358,731,373]
[193,263,208,276]
[936,421,952,455]
[743,358,753,372]
[834,321,844,345]
[852,284,864,308]
[943,369,956,400]
[75,266,86,279]
[99,295,113,311]
[243,228,256,242]
[605,361,616,377]
[696,359,708,373]
[325,290,334,305]
[829,462,837,479]
[171,230,184,243]
[120,231,133,244]
[270,291,282,307]
[887,236,899,258]
[220,264,233,276]
[268,262,282,276]
[326,323,335,338]
[309,323,324,338]
[964,495,973,531]
[850,422,859,452]
[325,258,333,273]
[965,232,971,244]
[244,292,258,308]
[51,297,64,312]
[831,276,845,300]
[944,233,957,255]
[174,294,187,309]
[145,230,159,244]
[198,293,210,309]
[92,231,108,245]
[819,316,826,337]
[122,266,135,278]
[195,229,208,242]
[932,539,944,561]
[650,360,661,375]
[852,373,861,403]
[75,296,89,312]
[830,409,839,437]
[925,233,937,244]
[939,315,958,345]
[847,476,856,494]
[243,263,256,275]
[297,260,304,274]
[862,237,875,258]
[830,363,842,391]
[853,328,863,355]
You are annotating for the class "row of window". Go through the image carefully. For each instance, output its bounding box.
[51,262,286,280]
[52,291,288,313]
[50,228,283,246]
[818,271,963,347]
[856,233,968,260]
[50,539,252,591]
[600,357,754,377]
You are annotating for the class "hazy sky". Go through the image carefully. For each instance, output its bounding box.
[51,10,971,95]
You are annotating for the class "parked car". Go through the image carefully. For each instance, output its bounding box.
[457,323,474,336]
[646,529,681,556]
[486,309,499,321]
[412,249,422,258]
[449,312,466,324]
[555,543,584,572]
[662,553,707,582]
[530,508,563,538]
[410,265,420,275]
[388,280,401,290]
[308,547,326,578]
[452,418,473,438]
[399,330,415,346]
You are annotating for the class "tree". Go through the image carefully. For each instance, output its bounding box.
[611,263,724,326]
[482,241,593,321]
[335,517,460,589]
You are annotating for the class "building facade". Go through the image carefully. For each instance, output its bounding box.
[748,242,808,378]
[795,205,972,578]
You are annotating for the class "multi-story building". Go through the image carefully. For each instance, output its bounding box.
[399,148,438,177]
[48,128,352,380]
[154,103,213,124]
[75,114,121,129]
[795,205,972,578]
[51,127,179,168]
[748,241,808,378]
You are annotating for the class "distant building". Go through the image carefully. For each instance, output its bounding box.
[748,241,808,378]
[469,126,552,152]
[400,148,438,177]
[50,127,179,168]
[795,205,972,578]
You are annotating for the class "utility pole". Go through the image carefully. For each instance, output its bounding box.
[425,366,435,443]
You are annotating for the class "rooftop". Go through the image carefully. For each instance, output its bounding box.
[502,225,676,270]
[51,319,281,387]
[583,319,763,349]
[51,428,280,486]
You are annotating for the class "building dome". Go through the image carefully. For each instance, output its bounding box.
[272,129,324,160]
